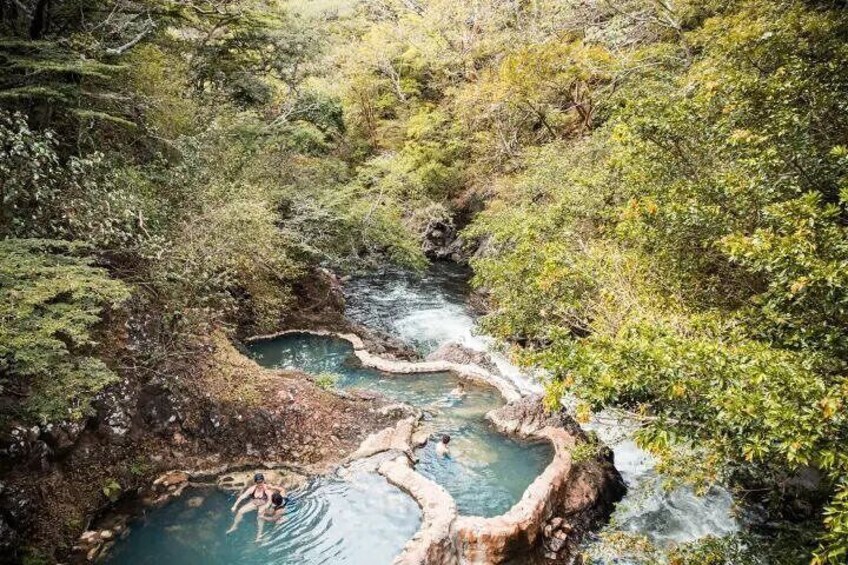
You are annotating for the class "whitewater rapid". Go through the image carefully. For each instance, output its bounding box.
[344,263,739,556]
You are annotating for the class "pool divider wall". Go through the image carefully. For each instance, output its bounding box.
[248,329,625,564]
[380,456,460,565]
[244,329,524,403]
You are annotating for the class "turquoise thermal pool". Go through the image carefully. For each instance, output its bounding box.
[249,332,554,517]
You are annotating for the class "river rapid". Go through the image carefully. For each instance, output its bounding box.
[344,263,739,560]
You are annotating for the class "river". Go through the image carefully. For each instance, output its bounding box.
[105,261,736,564]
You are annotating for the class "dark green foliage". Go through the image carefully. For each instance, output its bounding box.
[0,18,132,135]
[0,110,146,247]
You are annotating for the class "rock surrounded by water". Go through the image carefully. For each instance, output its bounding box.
[426,342,502,375]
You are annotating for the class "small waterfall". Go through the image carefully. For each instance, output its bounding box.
[344,263,543,395]
[585,412,738,554]
[345,263,739,557]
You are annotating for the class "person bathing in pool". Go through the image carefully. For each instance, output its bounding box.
[436,434,451,458]
[449,382,466,399]
[227,473,286,536]
[256,492,289,541]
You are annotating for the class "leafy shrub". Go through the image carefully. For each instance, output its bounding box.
[101,478,122,502]
[0,239,129,424]
[314,372,340,390]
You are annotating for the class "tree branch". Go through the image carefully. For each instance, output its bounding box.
[105,16,155,55]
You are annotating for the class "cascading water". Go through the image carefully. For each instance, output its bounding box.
[585,416,738,558]
[344,263,543,395]
[345,262,739,556]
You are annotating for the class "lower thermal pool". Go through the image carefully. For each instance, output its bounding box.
[249,333,553,517]
[105,469,421,565]
[106,332,554,563]
[415,421,553,517]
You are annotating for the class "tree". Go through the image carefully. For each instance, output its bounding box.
[0,239,129,423]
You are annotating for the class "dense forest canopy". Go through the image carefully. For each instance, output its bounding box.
[1,0,847,563]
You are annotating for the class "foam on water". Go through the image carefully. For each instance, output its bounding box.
[584,412,738,551]
[345,263,543,395]
[346,263,739,552]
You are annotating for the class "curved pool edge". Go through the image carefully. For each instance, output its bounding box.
[245,329,523,403]
[377,424,579,565]
[242,328,624,564]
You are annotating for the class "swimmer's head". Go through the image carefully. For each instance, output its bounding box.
[271,492,284,506]
[441,435,451,444]
[254,473,265,483]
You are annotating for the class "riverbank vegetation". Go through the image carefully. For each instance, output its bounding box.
[1,0,420,428]
[2,0,846,563]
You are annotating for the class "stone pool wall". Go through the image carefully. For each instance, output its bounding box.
[373,397,624,565]
[252,329,626,565]
[245,329,523,403]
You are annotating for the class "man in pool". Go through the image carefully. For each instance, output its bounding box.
[256,492,289,541]
[436,434,451,457]
[227,473,286,535]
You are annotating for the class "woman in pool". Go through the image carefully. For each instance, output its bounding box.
[448,382,466,398]
[227,473,286,535]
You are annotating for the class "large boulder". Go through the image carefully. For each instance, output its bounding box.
[486,394,587,438]
[422,219,464,261]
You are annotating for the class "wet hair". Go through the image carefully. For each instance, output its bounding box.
[254,473,265,483]
[441,435,451,444]
[271,492,284,506]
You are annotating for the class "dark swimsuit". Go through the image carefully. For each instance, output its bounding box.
[251,486,269,504]
[266,497,289,522]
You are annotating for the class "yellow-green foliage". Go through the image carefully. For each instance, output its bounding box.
[0,0,427,431]
[0,240,129,423]
[461,1,848,561]
[3,0,847,561]
[125,44,199,139]
[314,372,340,390]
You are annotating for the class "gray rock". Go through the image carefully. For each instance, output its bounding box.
[426,342,501,375]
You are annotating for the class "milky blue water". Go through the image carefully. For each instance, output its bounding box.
[249,332,553,517]
[104,469,420,565]
[106,327,553,565]
[104,261,739,564]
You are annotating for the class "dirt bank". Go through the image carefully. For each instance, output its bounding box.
[0,333,404,564]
